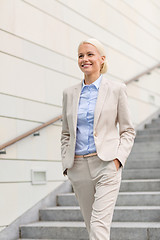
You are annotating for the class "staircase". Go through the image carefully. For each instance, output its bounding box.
[19,115,160,240]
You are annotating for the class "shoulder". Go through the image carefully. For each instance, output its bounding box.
[102,78,127,98]
[103,78,127,94]
[63,82,82,96]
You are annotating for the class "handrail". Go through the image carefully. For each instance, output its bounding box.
[0,62,159,151]
[125,62,160,84]
[0,115,62,151]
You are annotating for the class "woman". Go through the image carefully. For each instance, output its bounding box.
[61,38,135,240]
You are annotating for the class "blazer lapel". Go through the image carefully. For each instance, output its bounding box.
[94,78,109,129]
[72,82,82,133]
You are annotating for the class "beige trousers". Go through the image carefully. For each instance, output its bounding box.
[67,155,122,240]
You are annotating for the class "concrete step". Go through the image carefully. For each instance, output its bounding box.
[135,134,160,142]
[122,169,160,180]
[39,206,83,222]
[57,193,78,206]
[113,206,160,222]
[111,222,160,240]
[116,192,160,206]
[20,221,88,239]
[152,118,160,123]
[120,179,160,192]
[125,159,160,169]
[39,206,160,222]
[137,128,160,136]
[20,221,160,240]
[150,118,160,123]
[66,179,160,192]
[145,122,160,128]
[131,142,160,153]
[57,192,160,207]
[128,151,160,160]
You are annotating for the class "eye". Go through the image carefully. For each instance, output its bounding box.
[88,53,93,56]
[78,54,83,58]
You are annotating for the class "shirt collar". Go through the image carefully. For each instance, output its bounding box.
[82,74,102,90]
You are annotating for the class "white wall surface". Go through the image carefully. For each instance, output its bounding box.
[0,0,160,231]
[127,68,160,125]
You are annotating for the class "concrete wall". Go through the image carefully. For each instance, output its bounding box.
[0,0,160,231]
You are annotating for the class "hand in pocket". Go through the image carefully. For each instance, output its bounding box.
[113,159,121,171]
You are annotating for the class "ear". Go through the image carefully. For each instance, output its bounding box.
[101,55,105,63]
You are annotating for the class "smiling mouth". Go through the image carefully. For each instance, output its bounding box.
[81,64,92,67]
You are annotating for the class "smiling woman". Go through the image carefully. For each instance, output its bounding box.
[61,38,135,240]
[78,44,105,84]
[78,39,107,84]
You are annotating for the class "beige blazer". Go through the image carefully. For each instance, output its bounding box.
[61,77,136,173]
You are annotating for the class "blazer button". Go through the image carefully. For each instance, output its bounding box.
[94,132,97,137]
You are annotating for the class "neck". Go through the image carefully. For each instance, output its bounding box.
[84,73,101,85]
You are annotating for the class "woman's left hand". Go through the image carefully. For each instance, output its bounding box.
[113,158,121,171]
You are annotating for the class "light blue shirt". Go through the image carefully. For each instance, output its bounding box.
[75,75,102,155]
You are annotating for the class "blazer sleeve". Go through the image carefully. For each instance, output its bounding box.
[116,83,136,167]
[61,90,70,160]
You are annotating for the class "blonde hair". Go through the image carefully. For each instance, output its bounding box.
[78,38,107,74]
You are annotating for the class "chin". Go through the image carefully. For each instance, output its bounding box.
[82,69,93,75]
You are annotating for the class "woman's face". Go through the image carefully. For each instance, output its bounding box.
[78,43,105,76]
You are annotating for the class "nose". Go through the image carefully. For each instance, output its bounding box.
[83,54,88,61]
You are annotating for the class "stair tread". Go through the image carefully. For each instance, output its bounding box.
[58,193,74,196]
[58,191,160,196]
[41,206,160,210]
[115,206,160,210]
[60,179,160,183]
[130,151,160,153]
[20,221,160,228]
[41,206,80,210]
[121,179,160,182]
[137,128,160,132]
[133,141,160,144]
[123,168,160,170]
[119,191,160,195]
[21,221,85,227]
[112,222,160,228]
[136,133,160,137]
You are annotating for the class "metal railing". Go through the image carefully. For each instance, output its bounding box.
[0,115,62,151]
[125,62,160,84]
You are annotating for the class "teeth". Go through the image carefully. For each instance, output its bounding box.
[82,64,91,67]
